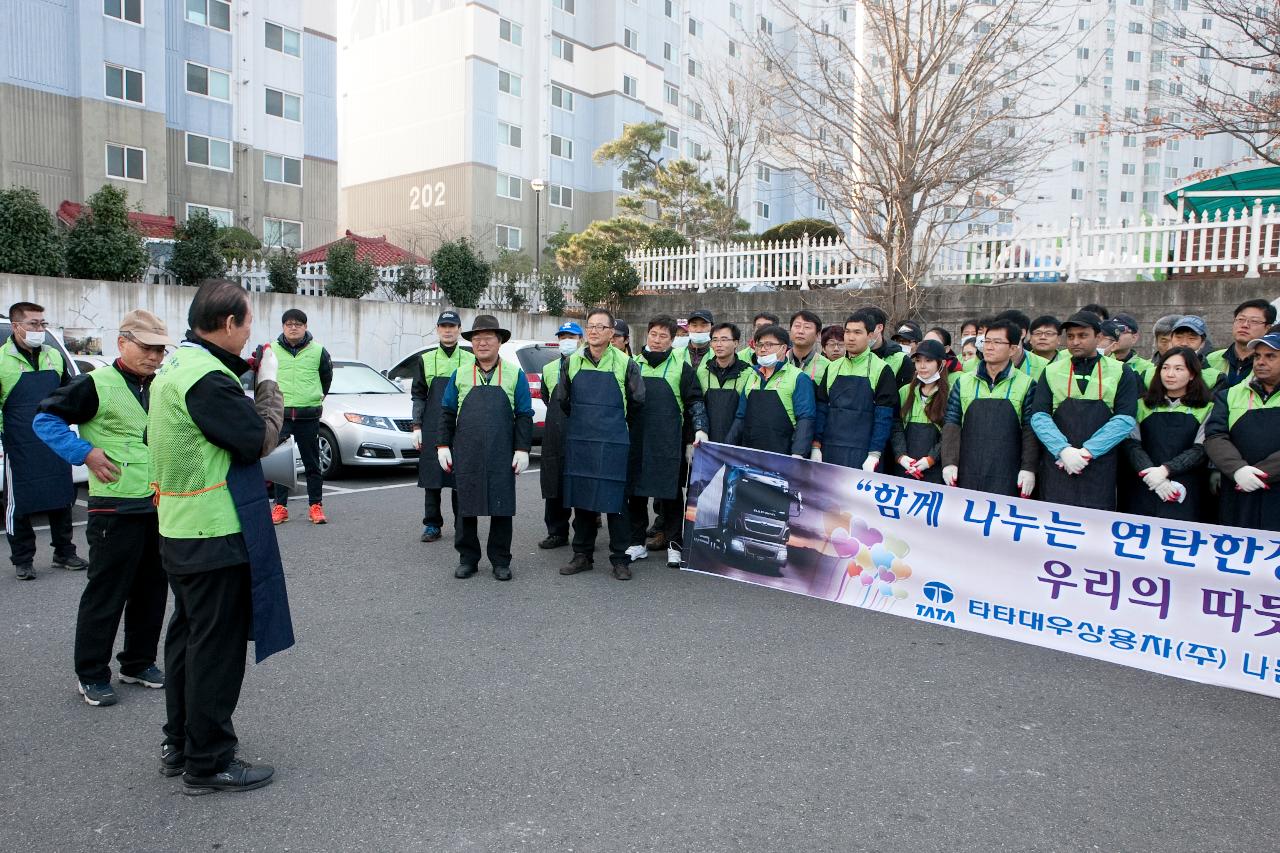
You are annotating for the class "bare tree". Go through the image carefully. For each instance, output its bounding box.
[687,57,771,215]
[754,0,1078,320]
[1124,1,1280,173]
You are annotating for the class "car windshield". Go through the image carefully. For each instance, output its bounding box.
[517,344,560,375]
[330,362,403,394]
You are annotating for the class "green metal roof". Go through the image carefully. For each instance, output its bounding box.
[1165,166,1280,219]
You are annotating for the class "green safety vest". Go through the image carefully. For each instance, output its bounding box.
[965,350,1048,382]
[953,365,1034,419]
[1114,352,1154,385]
[737,345,754,364]
[1202,365,1223,390]
[148,345,241,540]
[1206,348,1228,375]
[275,341,324,408]
[1137,398,1212,425]
[1043,356,1123,413]
[697,360,751,394]
[898,383,943,427]
[1226,381,1280,429]
[78,367,153,499]
[0,341,64,431]
[543,357,562,397]
[635,351,686,414]
[821,348,891,394]
[743,363,801,425]
[881,349,906,377]
[792,350,829,383]
[422,345,474,386]
[568,346,631,414]
[455,358,520,411]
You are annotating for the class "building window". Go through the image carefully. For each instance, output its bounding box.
[499,18,522,46]
[265,22,302,57]
[496,225,522,250]
[1165,166,1179,180]
[550,135,573,160]
[552,37,575,62]
[498,121,522,148]
[1128,22,1143,34]
[755,201,770,220]
[624,28,639,51]
[1125,79,1140,92]
[185,0,230,31]
[186,203,233,227]
[759,15,773,34]
[105,64,144,104]
[497,173,522,200]
[1070,188,1084,200]
[757,164,771,183]
[687,58,699,77]
[665,0,673,18]
[186,62,230,101]
[552,0,574,12]
[817,197,827,212]
[1193,156,1204,168]
[663,42,673,61]
[185,132,232,171]
[551,85,575,112]
[264,217,302,249]
[1127,50,1140,63]
[1123,135,1137,147]
[686,140,704,159]
[1121,163,1136,175]
[666,128,679,149]
[265,88,302,121]
[623,75,637,98]
[1121,191,1134,203]
[1097,189,1108,204]
[549,185,573,209]
[729,40,738,58]
[105,143,145,181]
[665,83,679,106]
[1071,160,1085,173]
[1074,104,1086,116]
[103,0,142,25]
[264,153,302,185]
[688,17,702,37]
[498,69,522,97]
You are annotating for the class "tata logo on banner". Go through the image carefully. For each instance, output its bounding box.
[917,581,956,623]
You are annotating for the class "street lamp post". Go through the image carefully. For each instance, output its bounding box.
[530,177,546,278]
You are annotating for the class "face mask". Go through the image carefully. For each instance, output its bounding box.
[672,336,690,349]
[917,370,941,385]
[975,334,985,353]
[900,343,916,357]
[757,353,780,368]
[689,332,711,346]
[558,338,578,356]
[1096,346,1108,357]
[23,330,45,348]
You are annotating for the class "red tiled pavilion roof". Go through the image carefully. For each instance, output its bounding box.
[56,200,176,239]
[297,230,427,265]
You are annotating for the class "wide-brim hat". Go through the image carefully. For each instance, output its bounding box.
[461,314,511,343]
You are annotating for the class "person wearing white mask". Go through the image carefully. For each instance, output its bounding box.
[538,322,583,550]
[891,340,950,484]
[685,310,714,369]
[725,326,817,458]
[1,301,84,579]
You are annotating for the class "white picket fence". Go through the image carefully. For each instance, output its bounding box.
[627,203,1280,292]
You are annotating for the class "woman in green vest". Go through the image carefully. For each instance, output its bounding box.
[1120,347,1213,522]
[890,340,949,484]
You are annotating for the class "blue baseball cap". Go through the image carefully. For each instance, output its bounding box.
[1247,332,1280,352]
[436,310,461,326]
[556,321,583,337]
[1172,315,1208,337]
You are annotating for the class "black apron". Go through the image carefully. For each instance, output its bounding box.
[630,361,683,500]
[562,366,630,514]
[1219,406,1280,531]
[1122,410,1206,523]
[705,386,740,444]
[3,354,74,524]
[539,358,568,501]
[417,368,455,490]
[452,376,516,518]
[741,384,794,456]
[1039,395,1119,511]
[959,397,1023,497]
[823,374,876,469]
[226,461,295,663]
[901,421,944,484]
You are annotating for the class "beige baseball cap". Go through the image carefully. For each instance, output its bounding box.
[119,309,174,347]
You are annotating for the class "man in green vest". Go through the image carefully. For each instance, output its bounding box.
[411,310,473,542]
[1206,299,1277,388]
[263,309,332,526]
[788,310,829,382]
[538,322,583,550]
[726,325,817,457]
[963,310,1052,382]
[1206,331,1280,530]
[1170,316,1224,390]
[1,301,86,580]
[1102,315,1154,387]
[861,306,916,388]
[35,310,173,707]
[738,312,780,363]
[150,280,287,795]
[1027,315,1063,364]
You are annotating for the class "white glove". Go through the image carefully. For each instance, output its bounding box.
[861,452,881,473]
[693,430,708,445]
[1234,465,1269,493]
[1017,470,1036,498]
[437,446,453,473]
[512,449,529,475]
[685,444,694,465]
[1140,465,1170,490]
[255,344,279,386]
[912,456,934,475]
[1154,479,1181,502]
[897,455,915,472]
[943,465,958,486]
[1057,446,1091,476]
[791,453,804,459]
[810,447,823,462]
[412,428,422,450]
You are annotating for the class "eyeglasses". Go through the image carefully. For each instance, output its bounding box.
[586,324,612,332]
[711,336,736,344]
[283,321,306,329]
[984,339,1011,347]
[16,320,49,330]
[754,341,785,351]
[1235,316,1267,327]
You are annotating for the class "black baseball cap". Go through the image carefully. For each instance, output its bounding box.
[612,319,630,337]
[437,310,461,326]
[1102,314,1139,337]
[689,309,714,324]
[1062,311,1102,333]
[912,339,947,362]
[892,324,923,343]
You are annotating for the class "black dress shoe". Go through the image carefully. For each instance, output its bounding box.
[182,758,274,796]
[538,535,568,549]
[160,744,185,777]
[455,563,478,578]
[52,554,88,570]
[15,563,35,580]
[492,565,512,581]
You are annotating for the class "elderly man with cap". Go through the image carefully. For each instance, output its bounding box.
[1207,299,1278,389]
[2,301,86,580]
[411,310,475,543]
[1206,330,1280,530]
[436,315,534,581]
[538,321,583,550]
[1102,314,1154,387]
[1029,310,1139,511]
[685,309,714,369]
[34,310,172,706]
[611,319,633,356]
[1170,316,1223,389]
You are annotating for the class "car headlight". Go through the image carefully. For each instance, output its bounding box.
[344,413,396,430]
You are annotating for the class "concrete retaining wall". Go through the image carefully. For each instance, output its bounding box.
[0,275,567,370]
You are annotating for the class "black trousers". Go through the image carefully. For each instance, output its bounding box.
[422,487,456,528]
[544,495,571,538]
[456,515,513,568]
[163,563,252,777]
[8,505,77,566]
[571,510,631,565]
[273,418,323,507]
[75,513,167,684]
[629,493,684,547]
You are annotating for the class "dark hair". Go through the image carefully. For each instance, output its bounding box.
[1080,303,1110,320]
[904,360,950,426]
[1144,346,1211,408]
[790,309,823,330]
[995,309,1031,335]
[647,314,678,337]
[1030,315,1062,333]
[846,309,878,333]
[976,316,996,333]
[8,302,44,322]
[753,324,790,347]
[858,306,888,332]
[1235,298,1278,325]
[712,321,741,341]
[587,307,615,326]
[983,319,1022,347]
[752,312,780,326]
[282,308,307,325]
[188,280,249,334]
[960,317,980,333]
[821,324,844,347]
[926,326,952,348]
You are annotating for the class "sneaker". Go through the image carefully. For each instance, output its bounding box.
[667,545,681,568]
[611,562,633,581]
[420,525,442,543]
[645,532,668,551]
[538,534,568,549]
[160,744,185,777]
[492,565,512,581]
[559,554,593,575]
[15,563,35,580]
[78,681,117,707]
[119,665,164,689]
[308,504,327,525]
[271,505,289,525]
[182,757,274,796]
[53,554,88,571]
[625,544,648,561]
[454,563,478,579]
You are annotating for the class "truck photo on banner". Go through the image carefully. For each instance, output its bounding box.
[683,442,1280,699]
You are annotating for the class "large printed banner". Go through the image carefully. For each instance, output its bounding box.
[684,442,1280,699]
